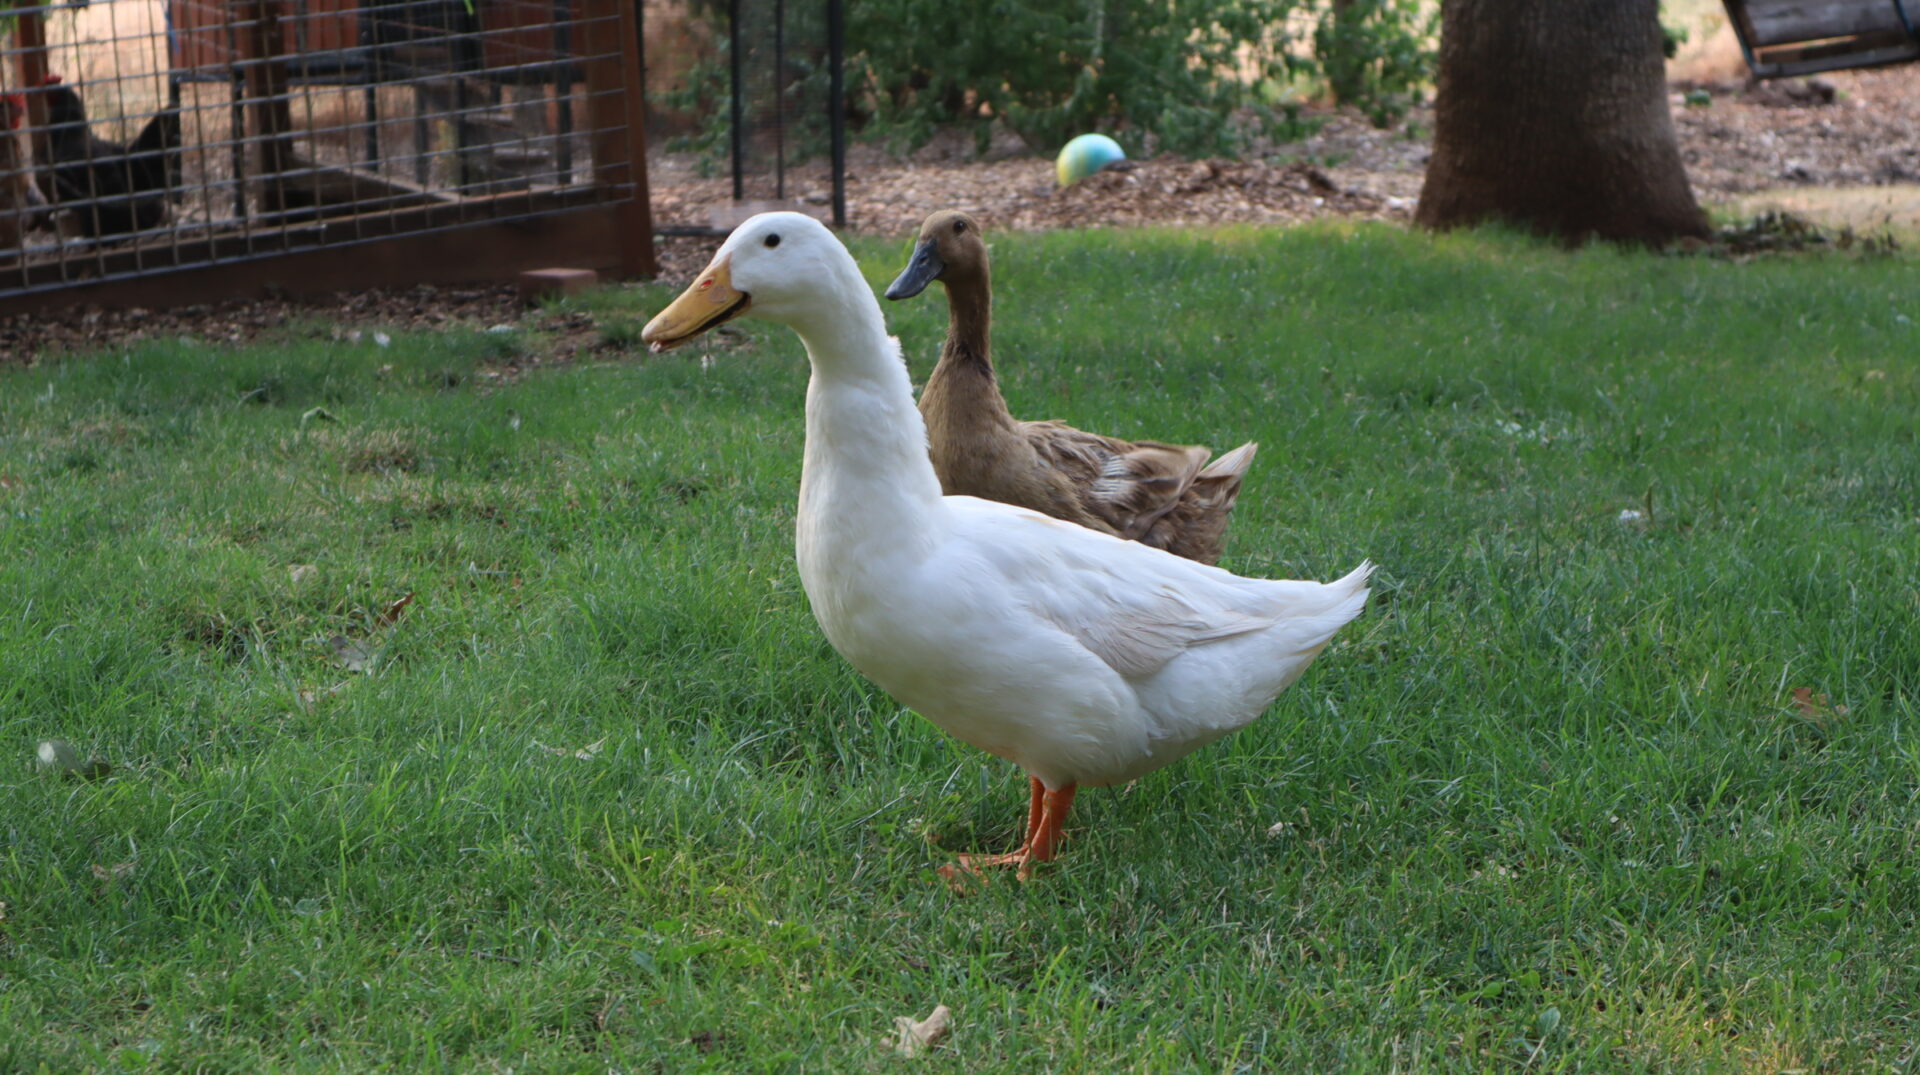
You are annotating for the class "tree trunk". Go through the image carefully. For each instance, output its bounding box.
[1414,0,1709,245]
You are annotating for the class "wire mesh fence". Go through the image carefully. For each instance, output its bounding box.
[642,0,843,234]
[0,0,651,303]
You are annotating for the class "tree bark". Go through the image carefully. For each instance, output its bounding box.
[1415,0,1709,245]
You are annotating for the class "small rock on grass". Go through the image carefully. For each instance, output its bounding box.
[36,739,113,780]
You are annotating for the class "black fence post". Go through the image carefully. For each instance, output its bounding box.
[828,0,844,228]
[728,0,745,201]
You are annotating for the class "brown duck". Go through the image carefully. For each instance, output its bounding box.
[885,209,1256,565]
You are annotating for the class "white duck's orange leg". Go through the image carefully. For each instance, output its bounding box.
[945,779,1076,884]
[1017,784,1077,881]
[954,776,1046,871]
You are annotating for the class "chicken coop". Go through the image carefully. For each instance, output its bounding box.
[1723,0,1920,78]
[0,0,653,311]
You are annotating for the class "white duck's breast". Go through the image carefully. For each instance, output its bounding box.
[797,519,1161,787]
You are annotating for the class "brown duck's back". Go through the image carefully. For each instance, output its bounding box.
[902,208,1256,564]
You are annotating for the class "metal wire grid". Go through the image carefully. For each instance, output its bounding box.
[0,0,638,298]
[726,0,842,214]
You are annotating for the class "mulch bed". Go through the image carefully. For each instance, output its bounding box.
[6,63,1918,365]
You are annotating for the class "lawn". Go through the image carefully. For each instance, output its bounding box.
[2,224,1916,1072]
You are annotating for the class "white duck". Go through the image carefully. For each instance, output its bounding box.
[642,213,1371,880]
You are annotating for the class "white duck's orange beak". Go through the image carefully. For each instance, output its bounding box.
[642,255,750,353]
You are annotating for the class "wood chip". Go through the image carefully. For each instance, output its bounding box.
[892,1005,953,1057]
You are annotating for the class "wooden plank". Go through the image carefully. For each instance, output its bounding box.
[9,8,53,205]
[580,0,657,277]
[1739,0,1909,47]
[1752,37,1920,75]
[239,0,300,210]
[0,200,629,316]
[253,153,458,214]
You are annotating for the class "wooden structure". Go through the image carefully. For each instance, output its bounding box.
[0,0,654,314]
[1724,0,1920,78]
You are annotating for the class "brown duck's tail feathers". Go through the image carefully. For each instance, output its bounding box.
[1199,441,1257,481]
[1140,442,1258,565]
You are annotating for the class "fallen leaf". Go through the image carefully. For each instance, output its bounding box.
[329,635,376,673]
[1789,687,1848,719]
[373,331,392,348]
[300,406,338,424]
[535,737,607,761]
[296,681,350,709]
[289,564,317,584]
[892,1005,952,1057]
[376,592,416,627]
[91,861,135,882]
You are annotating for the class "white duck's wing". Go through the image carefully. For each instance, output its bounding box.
[939,496,1367,682]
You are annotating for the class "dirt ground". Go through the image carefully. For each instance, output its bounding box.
[6,51,1920,364]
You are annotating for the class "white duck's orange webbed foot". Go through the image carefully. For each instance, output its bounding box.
[935,780,1076,890]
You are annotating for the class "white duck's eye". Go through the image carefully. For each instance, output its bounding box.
[764,233,782,249]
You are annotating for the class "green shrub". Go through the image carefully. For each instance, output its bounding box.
[659,0,1435,162]
[1312,0,1435,128]
[852,0,1317,156]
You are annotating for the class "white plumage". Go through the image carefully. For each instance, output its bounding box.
[643,212,1371,879]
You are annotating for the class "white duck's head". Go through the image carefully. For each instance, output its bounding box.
[642,212,860,353]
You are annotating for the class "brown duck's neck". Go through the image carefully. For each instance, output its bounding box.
[937,270,993,373]
[923,268,1017,433]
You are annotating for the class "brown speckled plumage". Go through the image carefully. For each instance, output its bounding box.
[889,210,1255,565]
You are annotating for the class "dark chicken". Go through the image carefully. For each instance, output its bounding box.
[40,75,180,239]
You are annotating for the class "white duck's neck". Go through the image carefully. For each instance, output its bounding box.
[791,273,944,564]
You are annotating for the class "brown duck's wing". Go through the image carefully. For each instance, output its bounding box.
[1139,442,1258,565]
[1020,420,1212,542]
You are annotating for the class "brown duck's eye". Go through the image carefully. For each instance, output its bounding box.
[764,233,781,249]
[952,220,967,233]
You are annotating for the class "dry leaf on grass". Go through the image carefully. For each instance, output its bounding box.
[376,592,416,628]
[1789,687,1849,720]
[892,1005,952,1057]
[535,737,606,761]
[288,563,317,584]
[296,682,351,709]
[328,592,417,672]
[329,635,376,673]
[91,861,135,882]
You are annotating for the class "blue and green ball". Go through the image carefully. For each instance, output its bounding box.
[1055,134,1126,186]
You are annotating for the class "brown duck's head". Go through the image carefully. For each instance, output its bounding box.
[884,210,986,301]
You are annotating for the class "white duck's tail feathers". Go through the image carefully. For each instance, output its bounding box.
[1199,441,1258,480]
[1325,558,1373,627]
[1311,559,1372,620]
[1334,559,1375,598]
[1258,559,1373,656]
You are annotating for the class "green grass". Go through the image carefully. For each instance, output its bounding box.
[3,224,1918,1072]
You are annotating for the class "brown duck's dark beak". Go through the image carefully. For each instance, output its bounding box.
[884,239,944,301]
[642,255,749,353]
